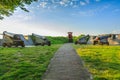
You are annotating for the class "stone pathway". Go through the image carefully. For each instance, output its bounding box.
[42,43,92,80]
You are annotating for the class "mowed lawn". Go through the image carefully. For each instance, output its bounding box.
[75,45,120,80]
[0,44,61,80]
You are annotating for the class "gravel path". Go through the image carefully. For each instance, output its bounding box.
[42,43,92,80]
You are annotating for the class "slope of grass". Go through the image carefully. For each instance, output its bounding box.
[0,44,61,80]
[74,45,120,80]
[47,36,68,44]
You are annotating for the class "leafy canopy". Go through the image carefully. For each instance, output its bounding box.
[0,0,37,20]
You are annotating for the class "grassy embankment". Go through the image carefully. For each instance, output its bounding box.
[0,44,61,80]
[47,36,68,44]
[75,45,120,80]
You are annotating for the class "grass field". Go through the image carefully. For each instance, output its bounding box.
[0,44,61,80]
[74,45,120,80]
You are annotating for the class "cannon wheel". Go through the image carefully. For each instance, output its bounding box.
[41,43,44,46]
[93,41,96,45]
[48,41,51,46]
[7,43,12,47]
[75,41,78,45]
[106,42,109,45]
[2,43,7,47]
[21,44,25,47]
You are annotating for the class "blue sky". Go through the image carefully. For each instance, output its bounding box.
[0,0,120,37]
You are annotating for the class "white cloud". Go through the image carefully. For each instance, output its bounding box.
[97,4,110,12]
[10,8,35,21]
[14,14,32,21]
[78,10,96,16]
[72,4,110,17]
[60,1,65,5]
[80,1,86,6]
[29,0,101,9]
[40,2,47,8]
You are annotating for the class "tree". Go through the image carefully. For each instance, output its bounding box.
[73,34,85,41]
[0,0,37,20]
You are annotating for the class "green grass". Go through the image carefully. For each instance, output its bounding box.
[0,44,61,80]
[47,36,68,44]
[74,45,120,80]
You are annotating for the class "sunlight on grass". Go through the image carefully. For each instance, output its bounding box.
[74,45,120,80]
[0,44,61,80]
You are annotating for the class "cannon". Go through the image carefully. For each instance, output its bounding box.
[75,35,90,44]
[2,31,25,47]
[31,33,51,46]
[93,35,111,45]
